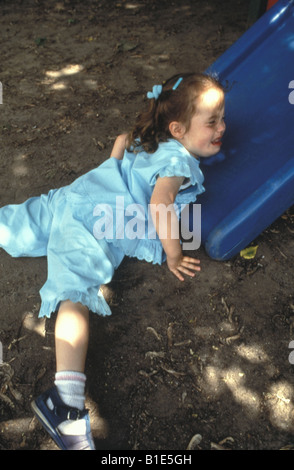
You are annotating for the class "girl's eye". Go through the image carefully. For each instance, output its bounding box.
[208,116,225,126]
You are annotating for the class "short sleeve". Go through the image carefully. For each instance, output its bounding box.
[149,148,205,205]
[179,177,191,190]
[150,157,197,185]
[155,164,205,209]
[146,140,203,189]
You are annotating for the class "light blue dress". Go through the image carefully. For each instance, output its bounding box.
[0,139,204,318]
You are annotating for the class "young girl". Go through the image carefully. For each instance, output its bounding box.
[0,72,225,450]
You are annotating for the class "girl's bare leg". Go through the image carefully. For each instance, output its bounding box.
[55,300,89,373]
[31,300,95,449]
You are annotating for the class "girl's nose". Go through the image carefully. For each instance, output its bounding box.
[218,120,226,134]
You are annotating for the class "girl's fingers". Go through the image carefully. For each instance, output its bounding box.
[181,258,201,272]
[167,256,201,281]
[182,256,201,265]
[177,266,197,277]
[172,270,185,282]
[171,262,201,282]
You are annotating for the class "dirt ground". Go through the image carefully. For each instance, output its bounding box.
[0,0,294,452]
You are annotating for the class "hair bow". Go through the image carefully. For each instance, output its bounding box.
[147,84,162,100]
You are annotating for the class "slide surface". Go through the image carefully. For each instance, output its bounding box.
[191,0,294,260]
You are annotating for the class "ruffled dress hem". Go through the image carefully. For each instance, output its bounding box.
[38,289,112,318]
[108,237,165,266]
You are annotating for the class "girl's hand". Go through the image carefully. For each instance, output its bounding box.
[167,253,201,282]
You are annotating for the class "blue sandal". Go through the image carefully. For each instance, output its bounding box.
[31,386,95,450]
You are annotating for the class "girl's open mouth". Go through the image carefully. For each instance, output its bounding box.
[212,138,222,146]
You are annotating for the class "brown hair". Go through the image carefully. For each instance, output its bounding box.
[127,72,225,154]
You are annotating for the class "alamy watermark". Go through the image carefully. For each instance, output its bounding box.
[93,197,201,250]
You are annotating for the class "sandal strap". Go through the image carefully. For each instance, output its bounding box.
[42,386,87,426]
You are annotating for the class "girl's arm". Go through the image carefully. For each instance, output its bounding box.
[150,176,201,281]
[110,133,128,160]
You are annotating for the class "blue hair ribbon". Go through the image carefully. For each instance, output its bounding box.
[172,77,183,90]
[147,84,163,100]
[147,77,183,100]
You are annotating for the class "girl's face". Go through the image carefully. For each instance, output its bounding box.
[175,87,226,158]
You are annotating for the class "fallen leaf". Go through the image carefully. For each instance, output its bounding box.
[240,245,258,259]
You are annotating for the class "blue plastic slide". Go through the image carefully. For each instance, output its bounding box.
[189,0,294,260]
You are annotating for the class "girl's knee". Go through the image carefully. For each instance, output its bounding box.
[58,300,89,316]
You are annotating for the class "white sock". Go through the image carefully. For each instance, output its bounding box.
[48,371,88,436]
[54,371,86,411]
